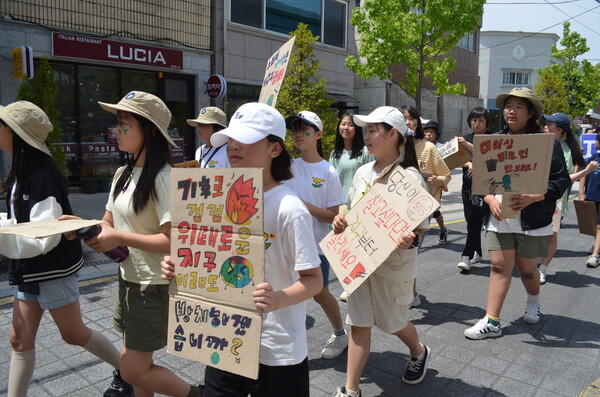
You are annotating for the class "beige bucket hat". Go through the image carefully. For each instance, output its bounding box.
[0,101,52,156]
[496,87,542,120]
[186,107,227,128]
[98,91,175,147]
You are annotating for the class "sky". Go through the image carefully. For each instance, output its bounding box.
[481,0,600,63]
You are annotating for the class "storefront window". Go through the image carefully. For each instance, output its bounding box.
[226,83,262,118]
[122,70,158,96]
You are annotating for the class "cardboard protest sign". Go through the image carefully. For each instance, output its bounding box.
[574,200,597,236]
[258,36,295,107]
[320,165,438,295]
[167,168,264,379]
[0,218,102,239]
[472,134,554,196]
[438,137,472,170]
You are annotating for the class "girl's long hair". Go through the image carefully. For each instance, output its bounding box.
[112,111,172,214]
[564,129,586,168]
[2,119,67,207]
[379,122,419,170]
[400,106,424,140]
[332,113,365,159]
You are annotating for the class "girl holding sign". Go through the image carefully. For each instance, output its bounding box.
[162,102,323,397]
[331,106,431,397]
[63,92,202,397]
[464,88,570,340]
[0,101,130,397]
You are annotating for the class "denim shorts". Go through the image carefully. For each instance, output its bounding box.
[319,255,331,287]
[15,274,80,310]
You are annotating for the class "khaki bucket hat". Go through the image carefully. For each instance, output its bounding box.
[0,101,52,156]
[98,91,175,147]
[496,87,542,120]
[186,107,227,128]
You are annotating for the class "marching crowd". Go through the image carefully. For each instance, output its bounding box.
[1,85,598,397]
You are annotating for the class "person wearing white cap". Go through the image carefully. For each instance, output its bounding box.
[330,106,431,397]
[0,101,132,397]
[187,106,230,168]
[64,91,202,397]
[161,102,322,397]
[282,111,349,360]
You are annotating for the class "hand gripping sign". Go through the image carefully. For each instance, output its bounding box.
[320,164,438,296]
[167,168,264,380]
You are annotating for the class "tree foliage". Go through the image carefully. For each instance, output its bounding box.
[537,22,600,118]
[276,23,337,156]
[346,0,485,112]
[534,68,569,115]
[17,58,66,173]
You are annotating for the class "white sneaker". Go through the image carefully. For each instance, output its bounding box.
[539,268,546,285]
[464,318,502,340]
[321,333,349,359]
[586,254,600,268]
[339,291,348,302]
[332,386,361,397]
[523,302,541,324]
[457,256,471,271]
[471,252,483,264]
[409,294,421,308]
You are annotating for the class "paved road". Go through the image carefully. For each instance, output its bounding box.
[1,171,599,396]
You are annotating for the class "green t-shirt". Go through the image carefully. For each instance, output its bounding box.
[329,147,375,197]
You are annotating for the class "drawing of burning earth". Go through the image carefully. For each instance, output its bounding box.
[220,256,254,288]
[226,176,259,224]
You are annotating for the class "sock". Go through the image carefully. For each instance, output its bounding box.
[187,384,203,397]
[485,313,500,326]
[334,328,346,337]
[415,343,426,360]
[8,349,36,397]
[527,293,540,305]
[540,265,548,274]
[82,329,121,369]
[345,387,360,397]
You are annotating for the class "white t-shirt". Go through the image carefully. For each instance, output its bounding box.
[283,158,347,254]
[485,194,552,236]
[194,144,230,169]
[260,184,321,366]
[106,165,172,284]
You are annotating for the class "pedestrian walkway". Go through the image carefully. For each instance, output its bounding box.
[1,174,599,396]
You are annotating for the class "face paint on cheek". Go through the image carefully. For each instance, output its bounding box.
[503,109,509,116]
[123,129,128,135]
[305,132,311,136]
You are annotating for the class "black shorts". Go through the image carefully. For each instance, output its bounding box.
[204,357,309,397]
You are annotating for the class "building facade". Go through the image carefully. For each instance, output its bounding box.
[0,0,214,183]
[479,31,559,130]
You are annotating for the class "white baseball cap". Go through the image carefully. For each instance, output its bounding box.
[353,106,408,136]
[211,102,286,147]
[285,111,323,132]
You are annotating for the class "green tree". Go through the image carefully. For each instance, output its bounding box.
[539,22,600,117]
[276,23,337,157]
[17,58,66,173]
[534,68,569,115]
[346,0,485,112]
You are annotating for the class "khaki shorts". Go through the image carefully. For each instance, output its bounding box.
[485,231,549,259]
[114,275,169,352]
[346,250,416,334]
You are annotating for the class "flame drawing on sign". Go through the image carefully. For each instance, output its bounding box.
[226,176,259,224]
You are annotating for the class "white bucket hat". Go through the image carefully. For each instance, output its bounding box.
[99,91,176,147]
[0,101,52,156]
[211,103,286,147]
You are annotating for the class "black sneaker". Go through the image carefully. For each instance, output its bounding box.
[437,229,447,245]
[104,369,133,397]
[402,344,431,384]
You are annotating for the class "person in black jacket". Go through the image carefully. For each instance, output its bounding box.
[0,101,131,397]
[463,88,570,340]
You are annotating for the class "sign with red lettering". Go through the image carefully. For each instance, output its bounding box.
[320,165,438,295]
[52,32,183,70]
[206,74,226,99]
[258,36,295,107]
[471,134,554,196]
[167,168,263,379]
